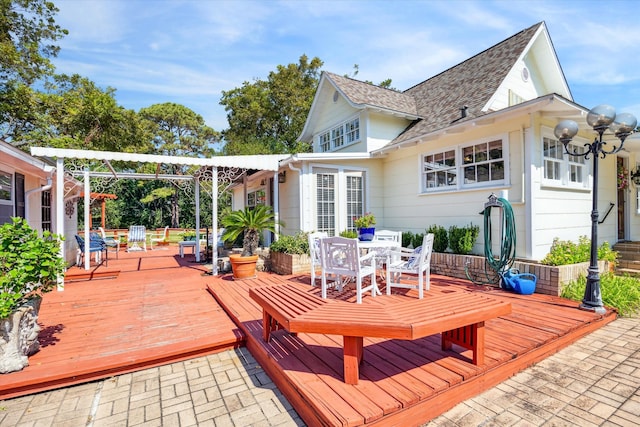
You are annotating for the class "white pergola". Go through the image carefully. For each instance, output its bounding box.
[30,147,288,288]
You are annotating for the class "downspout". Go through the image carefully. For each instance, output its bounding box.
[520,125,526,204]
[288,163,303,230]
[24,176,53,224]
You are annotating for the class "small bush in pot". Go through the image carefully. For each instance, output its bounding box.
[1,217,66,373]
[0,217,66,319]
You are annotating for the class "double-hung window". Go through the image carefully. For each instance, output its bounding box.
[421,136,506,192]
[319,132,330,152]
[331,126,344,148]
[543,131,587,188]
[317,116,361,152]
[345,118,360,144]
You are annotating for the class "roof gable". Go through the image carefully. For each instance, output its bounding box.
[298,72,418,142]
[390,22,550,146]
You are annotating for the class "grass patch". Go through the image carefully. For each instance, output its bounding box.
[561,272,640,317]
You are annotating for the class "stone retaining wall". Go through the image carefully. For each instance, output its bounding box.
[431,253,609,296]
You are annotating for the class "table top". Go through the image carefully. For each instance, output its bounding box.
[358,240,400,249]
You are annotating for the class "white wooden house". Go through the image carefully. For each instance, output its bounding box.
[236,22,640,261]
[0,139,81,264]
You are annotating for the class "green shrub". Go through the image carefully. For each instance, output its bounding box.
[448,223,479,255]
[269,232,309,255]
[0,217,66,318]
[561,273,640,317]
[541,236,618,266]
[412,232,424,248]
[402,231,414,247]
[427,225,448,252]
[340,230,358,239]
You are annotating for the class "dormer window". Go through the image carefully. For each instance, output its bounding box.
[318,116,361,152]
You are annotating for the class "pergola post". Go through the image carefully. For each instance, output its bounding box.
[195,175,201,262]
[84,168,90,270]
[56,157,65,291]
[212,167,218,275]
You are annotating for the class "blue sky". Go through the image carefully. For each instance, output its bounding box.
[51,0,640,132]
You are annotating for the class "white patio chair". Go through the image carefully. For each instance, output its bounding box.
[149,226,169,250]
[98,227,120,258]
[373,230,402,243]
[368,229,403,276]
[386,233,434,299]
[308,231,328,286]
[320,236,379,304]
[127,225,147,252]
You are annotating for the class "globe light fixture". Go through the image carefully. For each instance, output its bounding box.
[554,105,637,314]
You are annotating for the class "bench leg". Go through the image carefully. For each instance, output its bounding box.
[262,310,273,342]
[343,336,363,385]
[441,321,484,365]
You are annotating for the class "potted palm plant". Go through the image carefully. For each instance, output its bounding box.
[221,205,278,279]
[1,217,66,373]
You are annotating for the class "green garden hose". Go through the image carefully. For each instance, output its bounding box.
[466,195,516,285]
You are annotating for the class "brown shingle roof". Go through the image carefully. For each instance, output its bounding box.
[388,22,543,146]
[324,72,418,117]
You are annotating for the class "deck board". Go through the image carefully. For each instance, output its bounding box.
[208,274,617,426]
[0,247,243,400]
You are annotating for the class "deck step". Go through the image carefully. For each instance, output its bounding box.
[613,242,640,276]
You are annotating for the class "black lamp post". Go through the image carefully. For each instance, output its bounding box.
[554,105,636,314]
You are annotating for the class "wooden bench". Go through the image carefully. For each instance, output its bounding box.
[249,283,512,384]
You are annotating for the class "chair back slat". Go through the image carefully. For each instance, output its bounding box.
[321,237,360,275]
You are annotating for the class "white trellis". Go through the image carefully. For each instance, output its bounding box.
[30,147,288,286]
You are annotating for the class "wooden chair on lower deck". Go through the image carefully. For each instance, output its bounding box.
[320,236,379,304]
[386,233,434,299]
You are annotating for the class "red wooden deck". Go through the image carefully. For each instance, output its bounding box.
[0,246,243,400]
[0,246,617,426]
[208,275,617,427]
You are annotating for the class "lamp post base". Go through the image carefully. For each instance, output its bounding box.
[578,302,606,315]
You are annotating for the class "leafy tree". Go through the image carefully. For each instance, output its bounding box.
[139,102,220,227]
[0,0,67,84]
[220,54,323,155]
[17,74,150,151]
[0,0,67,140]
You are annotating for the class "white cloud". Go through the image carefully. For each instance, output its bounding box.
[48,0,640,130]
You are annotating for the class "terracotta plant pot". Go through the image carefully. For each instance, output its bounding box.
[229,254,259,279]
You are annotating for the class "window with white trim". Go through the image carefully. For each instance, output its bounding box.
[319,132,330,152]
[543,135,587,187]
[421,137,505,192]
[423,150,456,189]
[317,116,361,152]
[316,173,336,235]
[463,140,504,185]
[331,126,344,148]
[346,175,363,231]
[345,118,360,144]
[247,189,266,207]
[314,167,366,235]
